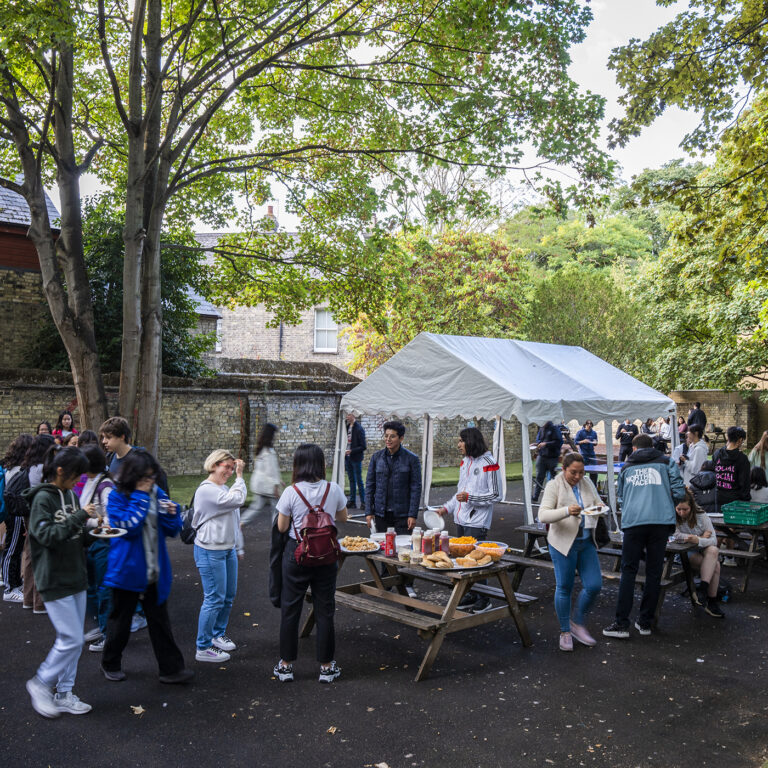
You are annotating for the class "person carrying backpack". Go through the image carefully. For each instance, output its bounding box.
[273,443,347,684]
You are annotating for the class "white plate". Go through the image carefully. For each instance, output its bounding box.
[423,507,446,531]
[421,557,491,571]
[582,506,609,517]
[395,534,412,548]
[90,527,127,540]
[339,539,380,555]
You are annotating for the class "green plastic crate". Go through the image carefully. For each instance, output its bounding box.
[721,501,768,526]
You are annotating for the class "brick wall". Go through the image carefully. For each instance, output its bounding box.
[669,390,760,446]
[0,268,49,368]
[207,304,354,370]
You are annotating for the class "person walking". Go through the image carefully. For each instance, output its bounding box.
[101,449,192,685]
[273,444,347,683]
[193,450,246,664]
[603,434,685,638]
[344,413,367,510]
[24,445,97,717]
[539,452,603,650]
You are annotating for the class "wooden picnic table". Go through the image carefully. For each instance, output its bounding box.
[708,514,768,593]
[299,552,534,681]
[505,524,699,626]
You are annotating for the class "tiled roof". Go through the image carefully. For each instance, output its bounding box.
[0,182,60,228]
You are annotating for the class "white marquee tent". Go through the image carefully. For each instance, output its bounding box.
[332,333,678,524]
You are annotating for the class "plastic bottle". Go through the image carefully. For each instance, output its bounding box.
[440,531,450,554]
[385,527,396,557]
[422,529,434,555]
[433,529,441,553]
[411,526,422,554]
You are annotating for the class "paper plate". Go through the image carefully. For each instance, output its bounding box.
[423,507,446,531]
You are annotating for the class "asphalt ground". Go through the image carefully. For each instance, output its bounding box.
[1,481,767,768]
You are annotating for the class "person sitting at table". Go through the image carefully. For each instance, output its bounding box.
[677,416,688,439]
[655,417,673,454]
[749,466,768,504]
[615,419,638,463]
[274,443,347,684]
[680,425,708,485]
[538,452,603,651]
[435,427,502,614]
[674,488,724,618]
[574,420,598,484]
[532,420,562,503]
[689,460,717,516]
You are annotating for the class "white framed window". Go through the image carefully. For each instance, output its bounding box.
[314,308,338,353]
[215,318,222,353]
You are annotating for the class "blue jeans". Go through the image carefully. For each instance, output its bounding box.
[194,545,238,649]
[549,536,602,632]
[345,456,364,506]
[86,540,112,632]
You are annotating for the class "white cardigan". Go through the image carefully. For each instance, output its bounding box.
[537,472,602,556]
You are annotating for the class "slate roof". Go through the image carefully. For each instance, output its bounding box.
[0,182,60,228]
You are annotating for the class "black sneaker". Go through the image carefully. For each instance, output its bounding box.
[318,661,341,684]
[471,597,493,614]
[634,620,652,636]
[458,592,478,608]
[273,661,294,682]
[705,601,725,618]
[602,621,630,639]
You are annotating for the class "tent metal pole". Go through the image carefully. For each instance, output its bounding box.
[520,422,534,526]
[331,409,346,488]
[493,416,508,502]
[603,421,619,531]
[420,415,433,509]
[670,406,679,452]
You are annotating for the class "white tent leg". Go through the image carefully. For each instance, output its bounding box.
[604,422,619,532]
[520,422,534,526]
[670,407,679,452]
[331,409,346,488]
[420,415,433,508]
[493,416,507,501]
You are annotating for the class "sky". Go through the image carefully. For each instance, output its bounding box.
[569,0,699,183]
[65,0,700,226]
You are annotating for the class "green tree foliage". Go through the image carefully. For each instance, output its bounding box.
[24,198,214,377]
[345,230,527,373]
[608,0,768,153]
[523,265,653,380]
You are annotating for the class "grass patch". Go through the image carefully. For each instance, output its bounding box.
[167,461,524,503]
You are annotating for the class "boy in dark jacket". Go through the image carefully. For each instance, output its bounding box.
[713,426,751,511]
[344,413,367,509]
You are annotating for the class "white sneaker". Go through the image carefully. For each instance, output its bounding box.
[88,638,105,652]
[721,556,738,567]
[83,627,103,643]
[26,677,60,719]
[3,588,24,603]
[130,614,148,632]
[195,646,230,663]
[318,661,341,684]
[54,691,92,715]
[212,635,236,652]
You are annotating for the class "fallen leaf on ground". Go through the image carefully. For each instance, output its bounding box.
[244,612,251,616]
[130,705,145,716]
[327,726,338,734]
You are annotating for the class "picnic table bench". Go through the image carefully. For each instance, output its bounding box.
[300,551,533,681]
[709,515,768,592]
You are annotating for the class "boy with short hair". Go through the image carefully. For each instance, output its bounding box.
[99,417,133,476]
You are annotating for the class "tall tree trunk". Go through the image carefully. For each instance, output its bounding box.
[133,0,164,454]
[118,0,149,429]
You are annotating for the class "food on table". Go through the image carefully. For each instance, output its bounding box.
[476,542,506,561]
[397,548,412,563]
[424,551,452,569]
[340,535,379,552]
[455,556,479,567]
[449,536,477,557]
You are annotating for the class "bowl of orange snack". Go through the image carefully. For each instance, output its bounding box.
[449,536,477,557]
[476,541,508,561]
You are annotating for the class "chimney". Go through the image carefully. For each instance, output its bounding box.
[264,205,278,231]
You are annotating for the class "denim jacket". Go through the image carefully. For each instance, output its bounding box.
[365,446,422,520]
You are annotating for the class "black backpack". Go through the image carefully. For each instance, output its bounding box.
[180,492,197,545]
[3,468,31,518]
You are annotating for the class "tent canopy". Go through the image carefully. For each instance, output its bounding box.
[340,333,676,424]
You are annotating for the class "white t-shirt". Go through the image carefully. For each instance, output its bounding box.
[750,486,768,503]
[276,481,347,541]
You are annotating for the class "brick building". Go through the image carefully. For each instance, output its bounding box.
[193,223,355,372]
[0,185,59,368]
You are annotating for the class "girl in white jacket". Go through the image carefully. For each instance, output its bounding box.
[437,427,502,613]
[193,450,246,663]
